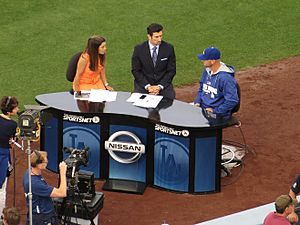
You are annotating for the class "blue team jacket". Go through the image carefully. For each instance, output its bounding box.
[194,63,239,116]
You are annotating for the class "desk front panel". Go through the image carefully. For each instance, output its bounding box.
[194,135,220,193]
[42,109,60,172]
[154,132,190,192]
[107,124,147,183]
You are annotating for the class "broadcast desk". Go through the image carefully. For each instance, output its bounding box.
[36,91,238,194]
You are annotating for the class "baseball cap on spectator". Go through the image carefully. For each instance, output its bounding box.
[198,47,221,60]
[275,195,297,212]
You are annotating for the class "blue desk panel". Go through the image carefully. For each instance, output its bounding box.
[194,137,217,192]
[43,116,58,171]
[154,132,190,192]
[108,125,147,182]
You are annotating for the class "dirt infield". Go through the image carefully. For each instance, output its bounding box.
[7,55,300,224]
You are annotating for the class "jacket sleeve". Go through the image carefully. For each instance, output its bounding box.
[214,77,239,114]
[194,72,205,104]
[157,45,176,88]
[131,45,150,89]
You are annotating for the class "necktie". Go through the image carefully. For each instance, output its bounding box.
[152,46,157,66]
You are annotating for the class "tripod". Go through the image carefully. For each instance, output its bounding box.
[9,138,23,207]
[20,139,34,225]
[58,182,95,225]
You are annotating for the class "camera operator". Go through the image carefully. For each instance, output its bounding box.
[0,96,19,214]
[23,150,67,225]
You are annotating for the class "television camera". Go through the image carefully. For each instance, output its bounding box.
[55,147,98,224]
[63,147,95,200]
[63,147,89,178]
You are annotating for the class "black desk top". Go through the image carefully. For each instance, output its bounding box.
[36,92,238,129]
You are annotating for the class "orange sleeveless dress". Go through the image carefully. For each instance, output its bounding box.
[77,52,105,91]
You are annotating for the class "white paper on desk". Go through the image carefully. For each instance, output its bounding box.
[126,93,144,102]
[74,91,91,100]
[89,89,117,102]
[103,91,117,102]
[133,94,163,108]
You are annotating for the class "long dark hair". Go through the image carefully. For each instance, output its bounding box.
[85,35,106,71]
[0,96,18,115]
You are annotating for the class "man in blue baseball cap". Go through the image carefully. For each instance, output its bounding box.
[194,46,239,117]
[198,46,221,61]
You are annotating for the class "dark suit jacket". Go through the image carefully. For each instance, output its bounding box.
[131,40,176,99]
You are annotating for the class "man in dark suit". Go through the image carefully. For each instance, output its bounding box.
[131,23,176,99]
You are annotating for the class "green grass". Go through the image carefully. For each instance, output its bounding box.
[0,0,299,106]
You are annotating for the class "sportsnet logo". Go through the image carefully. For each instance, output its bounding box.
[63,113,100,124]
[155,124,189,137]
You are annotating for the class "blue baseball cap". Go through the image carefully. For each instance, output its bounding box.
[198,47,221,60]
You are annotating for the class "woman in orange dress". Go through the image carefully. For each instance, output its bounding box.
[73,36,113,92]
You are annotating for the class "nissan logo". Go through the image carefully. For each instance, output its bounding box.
[105,131,145,164]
